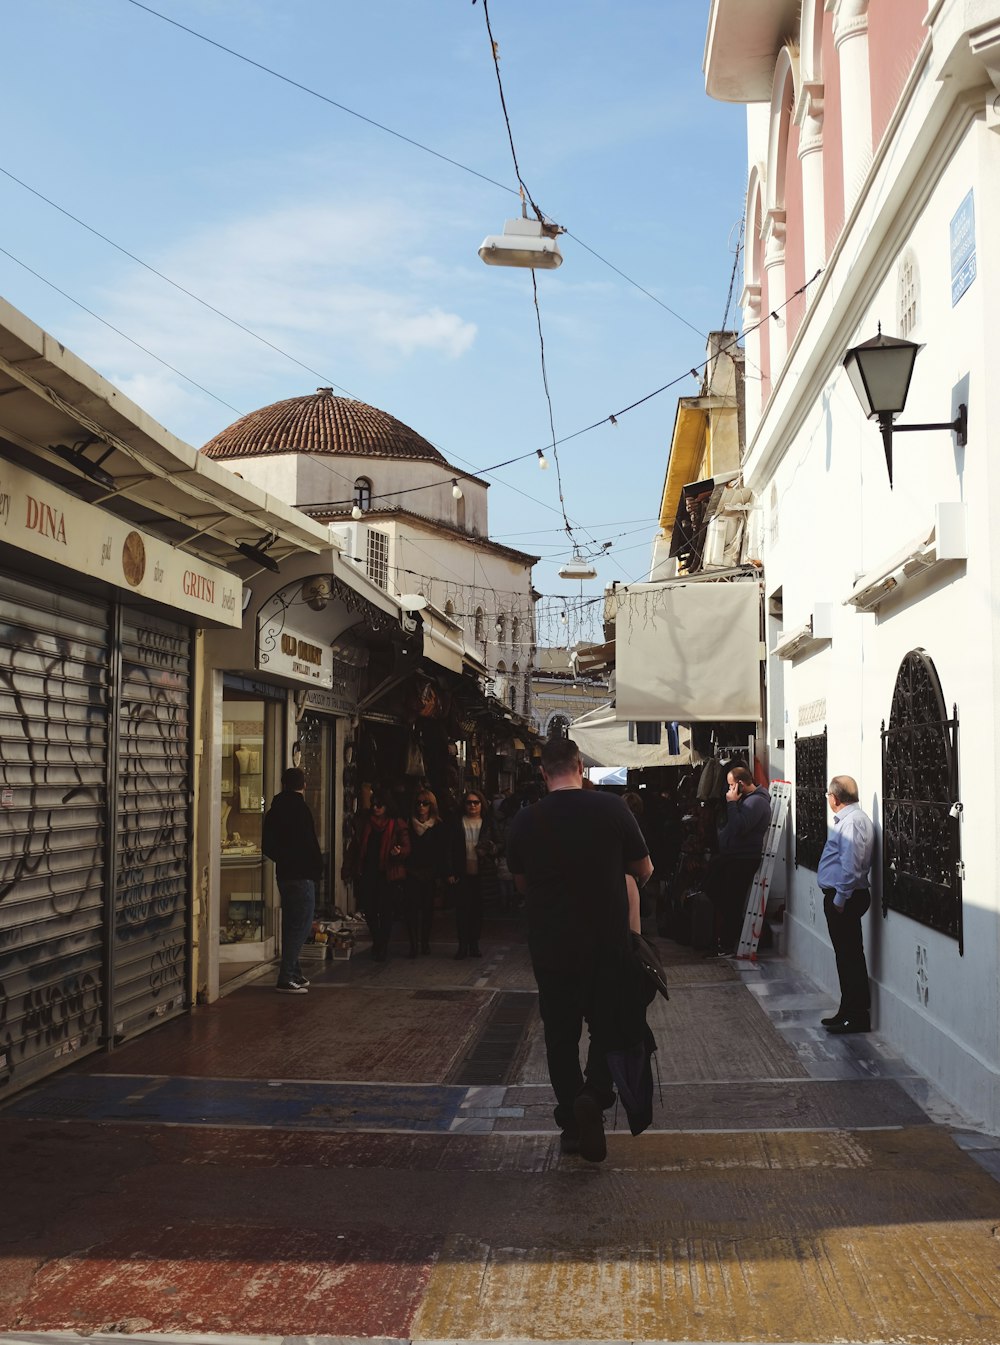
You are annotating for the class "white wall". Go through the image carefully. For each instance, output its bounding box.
[753,104,1000,1129]
[220,452,489,537]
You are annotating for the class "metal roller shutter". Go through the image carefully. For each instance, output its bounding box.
[112,608,192,1040]
[0,573,109,1092]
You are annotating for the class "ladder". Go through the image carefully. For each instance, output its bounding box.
[735,779,791,962]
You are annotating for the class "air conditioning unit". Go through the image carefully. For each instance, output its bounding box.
[328,522,362,565]
[844,503,967,612]
[772,604,833,660]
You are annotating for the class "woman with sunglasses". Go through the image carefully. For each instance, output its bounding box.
[406,791,447,956]
[346,790,410,961]
[446,788,499,959]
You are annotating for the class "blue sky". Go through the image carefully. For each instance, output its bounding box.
[2,0,747,636]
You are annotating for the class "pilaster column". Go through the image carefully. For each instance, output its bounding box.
[796,80,826,294]
[762,211,787,368]
[740,281,763,430]
[834,0,872,209]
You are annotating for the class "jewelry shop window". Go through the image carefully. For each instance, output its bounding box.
[220,686,281,969]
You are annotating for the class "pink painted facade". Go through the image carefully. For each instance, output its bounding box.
[868,1,928,150]
[726,1,928,417]
[820,5,845,261]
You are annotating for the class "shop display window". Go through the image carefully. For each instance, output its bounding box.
[220,693,279,957]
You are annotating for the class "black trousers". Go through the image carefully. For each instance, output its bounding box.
[404,874,435,951]
[534,962,616,1131]
[823,887,871,1019]
[454,874,483,952]
[358,875,396,955]
[705,852,762,950]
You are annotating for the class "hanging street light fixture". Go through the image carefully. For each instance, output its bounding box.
[842,326,967,486]
[479,214,564,270]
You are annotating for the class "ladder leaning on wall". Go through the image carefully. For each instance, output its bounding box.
[735,779,792,962]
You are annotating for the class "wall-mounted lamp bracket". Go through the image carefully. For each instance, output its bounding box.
[877,404,967,486]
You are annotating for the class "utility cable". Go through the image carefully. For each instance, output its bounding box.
[0,244,244,415]
[120,0,709,336]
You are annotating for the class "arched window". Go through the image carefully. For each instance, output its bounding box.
[547,713,570,739]
[353,477,372,511]
[511,615,520,649]
[474,607,485,642]
[509,662,520,711]
[882,649,962,948]
[495,611,506,645]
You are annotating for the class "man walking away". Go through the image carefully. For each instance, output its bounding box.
[262,766,323,993]
[705,765,771,954]
[818,775,874,1034]
[506,738,653,1163]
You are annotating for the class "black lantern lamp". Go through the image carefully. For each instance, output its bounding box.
[843,325,967,486]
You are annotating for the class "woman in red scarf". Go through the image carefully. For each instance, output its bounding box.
[348,791,410,961]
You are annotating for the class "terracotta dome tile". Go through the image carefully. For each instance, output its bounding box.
[201,388,446,464]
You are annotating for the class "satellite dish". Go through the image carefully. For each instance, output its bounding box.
[398,593,428,611]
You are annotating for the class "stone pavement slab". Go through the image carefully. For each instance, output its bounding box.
[1,1122,999,1341]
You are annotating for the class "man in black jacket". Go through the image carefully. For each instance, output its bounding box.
[705,765,771,955]
[506,737,653,1163]
[262,767,323,993]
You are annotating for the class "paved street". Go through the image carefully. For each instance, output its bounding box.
[2,909,999,1345]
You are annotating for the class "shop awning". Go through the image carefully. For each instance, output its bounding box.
[419,603,488,677]
[570,702,691,769]
[615,579,762,723]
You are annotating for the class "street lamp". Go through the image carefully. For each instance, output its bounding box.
[842,326,967,486]
[478,215,564,270]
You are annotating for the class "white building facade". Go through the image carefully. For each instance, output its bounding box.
[705,0,1000,1130]
[204,389,538,717]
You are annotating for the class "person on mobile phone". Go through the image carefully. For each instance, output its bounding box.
[703,765,771,955]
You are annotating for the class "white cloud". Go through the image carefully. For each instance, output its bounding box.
[60,197,478,435]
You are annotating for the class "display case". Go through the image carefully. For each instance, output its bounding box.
[219,699,275,961]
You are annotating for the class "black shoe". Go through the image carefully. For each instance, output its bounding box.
[826,1017,871,1035]
[821,1012,847,1027]
[275,979,308,994]
[572,1091,607,1164]
[559,1130,580,1155]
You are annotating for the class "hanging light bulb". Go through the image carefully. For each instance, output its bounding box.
[770,310,785,329]
[452,480,464,500]
[351,504,364,521]
[560,611,568,625]
[537,449,549,470]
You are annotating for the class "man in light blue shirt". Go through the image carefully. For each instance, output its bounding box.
[817,775,874,1034]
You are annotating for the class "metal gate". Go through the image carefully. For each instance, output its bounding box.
[111,608,192,1041]
[0,573,109,1092]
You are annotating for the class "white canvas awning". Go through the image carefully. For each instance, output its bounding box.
[419,604,488,677]
[570,702,691,768]
[615,579,762,723]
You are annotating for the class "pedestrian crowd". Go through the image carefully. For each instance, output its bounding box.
[262,742,873,1163]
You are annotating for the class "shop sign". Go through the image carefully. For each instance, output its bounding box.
[258,618,334,688]
[0,459,241,626]
[301,659,363,715]
[950,190,976,306]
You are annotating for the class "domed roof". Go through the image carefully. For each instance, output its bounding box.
[201,387,446,464]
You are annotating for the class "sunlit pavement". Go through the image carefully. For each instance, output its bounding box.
[2,910,999,1345]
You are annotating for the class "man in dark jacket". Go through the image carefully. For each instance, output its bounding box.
[506,737,653,1163]
[705,764,771,955]
[262,767,323,993]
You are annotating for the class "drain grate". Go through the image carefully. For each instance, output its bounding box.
[449,991,535,1086]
